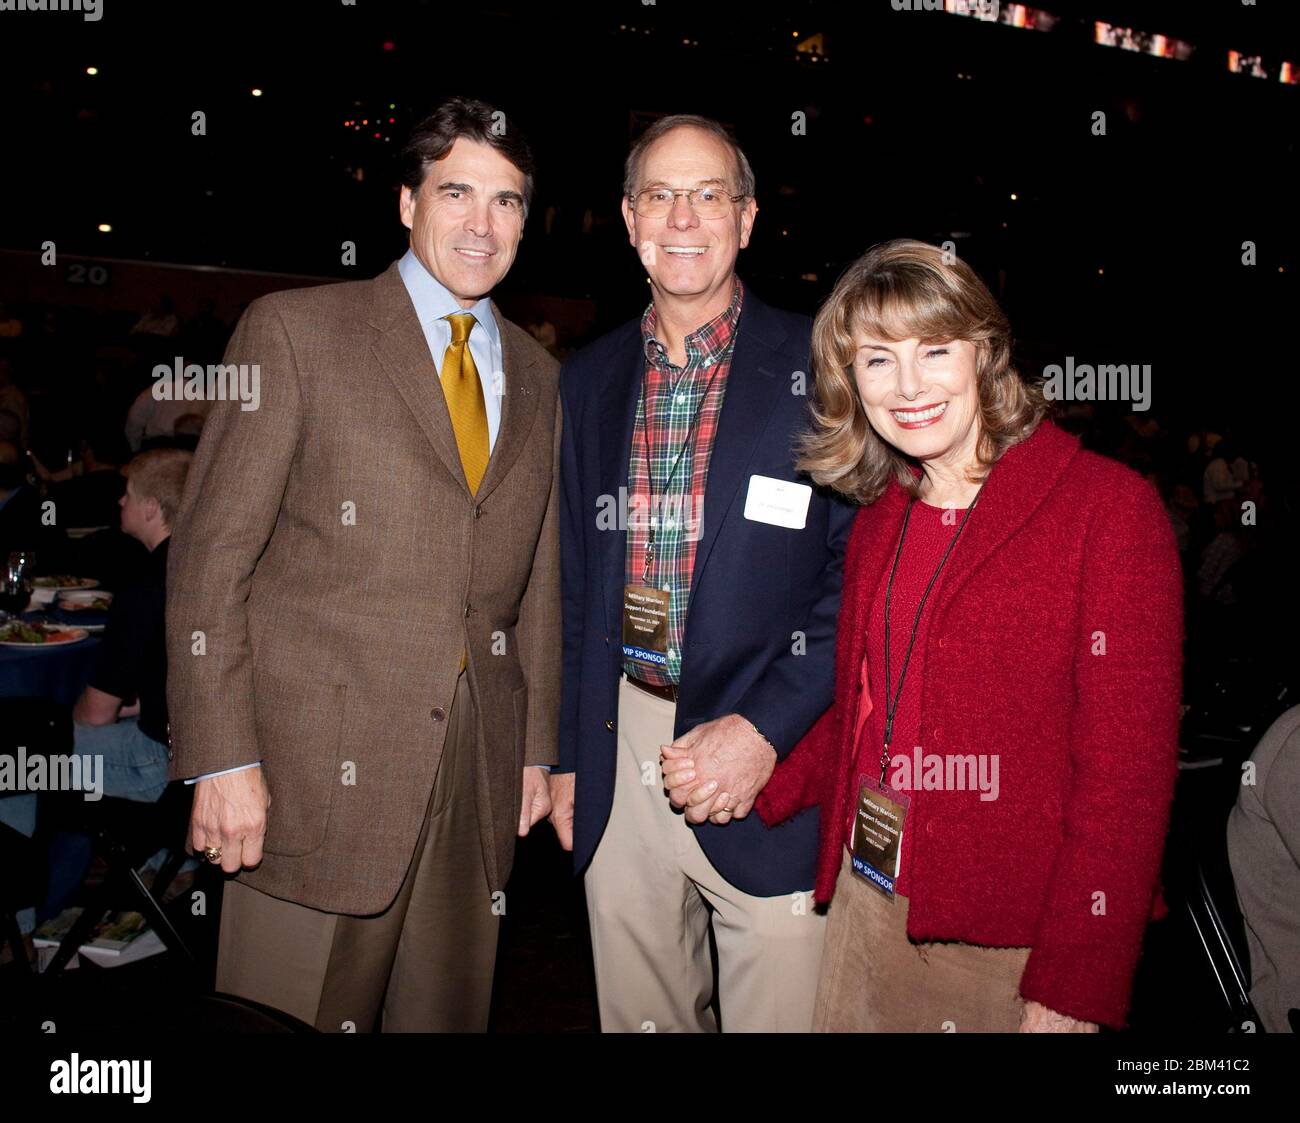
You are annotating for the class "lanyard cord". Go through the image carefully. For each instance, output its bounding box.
[638,347,728,583]
[879,478,987,786]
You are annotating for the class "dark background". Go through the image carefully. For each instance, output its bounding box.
[3,1,1297,359]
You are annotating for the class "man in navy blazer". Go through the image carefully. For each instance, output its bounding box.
[549,115,854,1032]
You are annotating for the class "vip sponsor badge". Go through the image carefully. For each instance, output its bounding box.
[849,779,910,897]
[622,584,670,667]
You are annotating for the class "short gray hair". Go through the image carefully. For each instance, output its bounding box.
[623,114,756,200]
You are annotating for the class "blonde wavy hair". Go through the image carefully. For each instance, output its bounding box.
[797,239,1047,504]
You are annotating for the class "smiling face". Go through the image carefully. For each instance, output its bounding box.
[399,136,527,307]
[852,335,983,474]
[621,125,756,312]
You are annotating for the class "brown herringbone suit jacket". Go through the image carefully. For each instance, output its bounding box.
[165,260,561,914]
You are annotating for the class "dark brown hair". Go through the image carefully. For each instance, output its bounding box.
[398,96,536,216]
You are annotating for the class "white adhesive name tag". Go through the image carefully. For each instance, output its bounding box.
[743,474,812,529]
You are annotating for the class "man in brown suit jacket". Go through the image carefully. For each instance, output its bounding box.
[165,98,560,1031]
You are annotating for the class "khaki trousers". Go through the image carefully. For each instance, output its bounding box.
[813,848,1031,1032]
[584,674,826,1033]
[214,668,499,1032]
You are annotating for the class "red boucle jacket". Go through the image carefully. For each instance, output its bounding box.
[754,420,1183,1028]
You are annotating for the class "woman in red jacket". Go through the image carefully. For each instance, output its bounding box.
[663,239,1182,1031]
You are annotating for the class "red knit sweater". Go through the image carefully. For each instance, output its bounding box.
[754,420,1183,1029]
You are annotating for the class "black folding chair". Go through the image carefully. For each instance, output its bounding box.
[39,779,198,978]
[1182,858,1262,1033]
[0,820,38,974]
[0,697,72,983]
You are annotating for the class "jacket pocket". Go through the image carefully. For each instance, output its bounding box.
[253,667,349,857]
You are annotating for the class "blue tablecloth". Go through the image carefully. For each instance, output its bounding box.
[1,616,102,909]
[0,620,103,706]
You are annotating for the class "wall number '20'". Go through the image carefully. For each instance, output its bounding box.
[67,263,109,285]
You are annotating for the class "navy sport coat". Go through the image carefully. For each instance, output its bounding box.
[556,286,855,897]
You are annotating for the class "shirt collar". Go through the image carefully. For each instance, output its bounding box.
[398,248,500,348]
[641,277,744,368]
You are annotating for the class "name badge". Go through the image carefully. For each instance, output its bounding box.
[622,584,670,666]
[849,780,911,897]
[743,474,812,530]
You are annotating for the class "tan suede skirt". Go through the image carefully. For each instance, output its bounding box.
[813,848,1031,1032]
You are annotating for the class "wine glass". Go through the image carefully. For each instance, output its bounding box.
[1,550,36,618]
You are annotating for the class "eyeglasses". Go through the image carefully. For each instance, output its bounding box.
[630,186,748,219]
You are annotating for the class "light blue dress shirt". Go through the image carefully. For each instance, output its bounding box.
[398,247,504,452]
[186,252,528,785]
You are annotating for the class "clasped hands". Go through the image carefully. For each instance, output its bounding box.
[659,713,776,825]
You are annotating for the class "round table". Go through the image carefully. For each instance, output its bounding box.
[0,619,103,707]
[0,615,103,876]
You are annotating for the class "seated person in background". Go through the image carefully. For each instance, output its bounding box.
[1202,435,1240,505]
[128,295,179,339]
[44,426,130,529]
[179,297,229,365]
[1228,705,1300,1034]
[124,379,212,452]
[0,438,60,564]
[0,301,23,340]
[0,358,29,448]
[0,406,22,444]
[1197,498,1249,605]
[37,448,192,920]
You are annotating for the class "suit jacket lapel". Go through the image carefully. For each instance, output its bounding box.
[475,300,541,503]
[368,263,468,491]
[368,264,541,500]
[685,297,786,617]
[598,332,644,639]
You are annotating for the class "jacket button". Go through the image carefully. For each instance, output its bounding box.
[474,504,483,519]
[605,720,615,731]
[431,707,447,723]
[604,635,610,646]
[932,726,941,744]
[464,604,471,617]
[926,820,935,836]
[937,636,947,649]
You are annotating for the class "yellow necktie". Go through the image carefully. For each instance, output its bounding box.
[440,312,490,495]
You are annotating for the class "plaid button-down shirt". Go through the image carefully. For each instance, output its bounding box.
[623,279,744,685]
